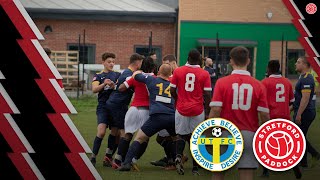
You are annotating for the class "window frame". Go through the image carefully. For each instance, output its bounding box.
[67,43,96,64]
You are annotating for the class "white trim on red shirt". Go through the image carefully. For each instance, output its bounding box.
[269,74,282,78]
[170,83,176,88]
[204,87,212,91]
[210,101,223,107]
[290,98,295,103]
[185,63,200,68]
[124,81,129,88]
[257,106,270,113]
[231,70,251,76]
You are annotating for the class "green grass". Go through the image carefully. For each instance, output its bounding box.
[70,96,320,180]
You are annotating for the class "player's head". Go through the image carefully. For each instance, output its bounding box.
[295,56,310,73]
[267,60,281,76]
[149,51,157,60]
[158,63,172,78]
[205,57,213,67]
[141,56,156,73]
[102,52,116,71]
[187,49,201,65]
[229,46,250,68]
[162,54,178,70]
[130,53,144,70]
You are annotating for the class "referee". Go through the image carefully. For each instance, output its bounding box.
[293,57,320,168]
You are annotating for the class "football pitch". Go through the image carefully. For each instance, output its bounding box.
[70,96,320,180]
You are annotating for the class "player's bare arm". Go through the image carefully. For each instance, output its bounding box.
[132,70,143,78]
[259,111,270,124]
[296,92,311,125]
[209,106,221,118]
[118,83,128,92]
[204,91,211,119]
[92,79,112,93]
[170,87,177,101]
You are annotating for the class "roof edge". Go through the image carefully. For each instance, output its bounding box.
[26,8,177,22]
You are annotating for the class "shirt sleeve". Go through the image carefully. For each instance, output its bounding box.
[203,71,212,91]
[300,77,314,93]
[169,70,178,88]
[123,77,134,88]
[210,79,223,107]
[257,83,270,113]
[92,74,100,85]
[134,73,153,85]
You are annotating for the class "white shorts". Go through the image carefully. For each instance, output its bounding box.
[175,110,204,135]
[158,129,170,137]
[124,106,149,134]
[235,130,259,169]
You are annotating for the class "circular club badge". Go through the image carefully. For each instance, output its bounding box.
[306,3,317,15]
[253,119,306,171]
[190,118,244,172]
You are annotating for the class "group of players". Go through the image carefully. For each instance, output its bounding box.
[90,46,318,179]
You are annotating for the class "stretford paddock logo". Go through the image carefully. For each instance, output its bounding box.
[253,119,306,171]
[190,118,244,172]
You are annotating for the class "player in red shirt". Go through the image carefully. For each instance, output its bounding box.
[110,57,156,169]
[261,60,301,178]
[261,60,294,121]
[210,46,269,180]
[170,49,212,175]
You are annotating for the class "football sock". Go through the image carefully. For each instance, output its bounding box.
[176,137,186,158]
[117,137,131,162]
[92,136,103,156]
[112,143,118,156]
[123,141,141,165]
[136,141,148,159]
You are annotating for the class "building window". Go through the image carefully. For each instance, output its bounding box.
[197,46,254,76]
[134,45,162,65]
[67,44,96,64]
[287,49,305,77]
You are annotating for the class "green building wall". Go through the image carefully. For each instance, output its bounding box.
[179,22,300,80]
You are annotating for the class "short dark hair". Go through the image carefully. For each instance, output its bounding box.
[44,48,51,56]
[149,51,156,56]
[230,46,249,66]
[102,53,116,61]
[141,56,156,73]
[299,56,310,68]
[163,54,177,62]
[188,49,201,65]
[268,60,280,74]
[130,53,144,64]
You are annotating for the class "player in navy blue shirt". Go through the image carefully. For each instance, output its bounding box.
[90,53,120,166]
[293,57,319,168]
[118,64,178,171]
[106,53,144,168]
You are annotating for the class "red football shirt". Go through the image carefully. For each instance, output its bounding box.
[170,64,212,116]
[124,73,154,107]
[261,74,294,120]
[211,70,269,132]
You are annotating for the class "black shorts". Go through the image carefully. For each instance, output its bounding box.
[141,113,176,137]
[96,103,112,126]
[106,102,128,129]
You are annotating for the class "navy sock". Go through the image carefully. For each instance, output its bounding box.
[117,137,131,162]
[171,141,177,160]
[176,138,186,158]
[112,143,118,156]
[136,141,148,159]
[92,136,103,156]
[164,140,173,160]
[107,134,116,150]
[124,141,141,165]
